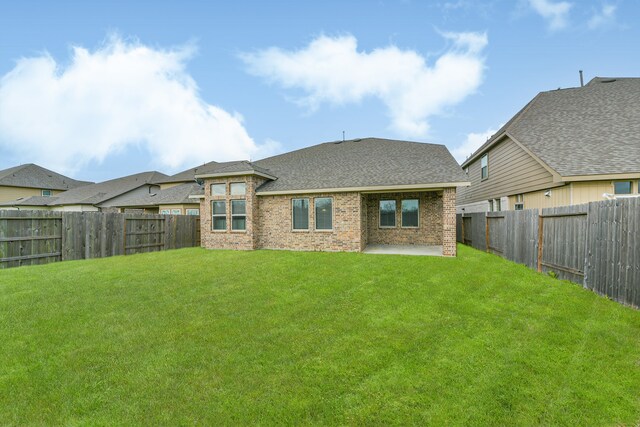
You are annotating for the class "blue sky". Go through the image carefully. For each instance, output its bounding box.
[0,0,638,182]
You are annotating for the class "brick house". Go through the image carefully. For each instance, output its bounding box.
[192,138,468,256]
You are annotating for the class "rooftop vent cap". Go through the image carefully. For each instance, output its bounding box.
[600,78,617,83]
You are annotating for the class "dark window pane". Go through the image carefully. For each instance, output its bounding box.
[315,198,332,230]
[212,201,226,215]
[292,198,309,230]
[213,217,226,230]
[614,181,632,194]
[232,217,246,231]
[402,199,419,227]
[231,200,246,214]
[379,200,396,227]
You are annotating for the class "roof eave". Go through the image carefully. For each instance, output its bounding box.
[256,182,470,196]
[194,171,278,180]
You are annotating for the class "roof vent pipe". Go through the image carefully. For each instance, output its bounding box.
[579,70,584,87]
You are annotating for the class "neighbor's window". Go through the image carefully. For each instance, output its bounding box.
[614,181,632,195]
[401,199,419,227]
[494,199,502,211]
[481,154,488,180]
[212,201,226,230]
[186,209,200,216]
[211,183,226,196]
[171,209,181,215]
[160,209,170,215]
[230,182,246,196]
[292,198,309,230]
[41,189,52,197]
[515,194,524,211]
[379,200,396,227]
[488,200,494,212]
[231,200,246,231]
[315,198,333,230]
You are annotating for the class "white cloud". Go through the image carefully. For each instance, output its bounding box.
[528,0,573,30]
[451,126,500,164]
[240,32,487,137]
[588,4,617,29]
[0,35,277,174]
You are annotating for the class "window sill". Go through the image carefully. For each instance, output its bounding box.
[314,229,334,233]
[291,229,310,232]
[379,226,397,229]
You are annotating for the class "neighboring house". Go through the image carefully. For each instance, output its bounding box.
[0,171,168,212]
[192,138,468,256]
[116,182,203,215]
[117,161,219,215]
[458,77,640,213]
[0,163,92,203]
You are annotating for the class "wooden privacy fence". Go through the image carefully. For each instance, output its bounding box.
[457,197,640,308]
[0,210,200,269]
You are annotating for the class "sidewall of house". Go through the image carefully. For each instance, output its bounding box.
[257,192,362,252]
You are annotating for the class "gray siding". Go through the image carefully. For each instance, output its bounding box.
[457,136,555,205]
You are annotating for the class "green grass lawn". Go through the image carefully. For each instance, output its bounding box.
[1,245,639,425]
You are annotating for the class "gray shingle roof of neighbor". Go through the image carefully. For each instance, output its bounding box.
[117,183,203,207]
[461,77,640,176]
[0,196,59,207]
[155,161,219,184]
[249,137,468,193]
[48,171,169,206]
[0,163,92,190]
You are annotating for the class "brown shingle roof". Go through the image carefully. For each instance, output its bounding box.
[252,137,467,193]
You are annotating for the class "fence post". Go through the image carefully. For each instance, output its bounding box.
[537,214,544,272]
[485,215,490,252]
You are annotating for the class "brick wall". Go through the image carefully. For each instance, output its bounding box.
[200,175,266,250]
[442,187,457,257]
[257,192,362,252]
[365,191,443,245]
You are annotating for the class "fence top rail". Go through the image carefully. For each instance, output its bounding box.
[540,212,588,218]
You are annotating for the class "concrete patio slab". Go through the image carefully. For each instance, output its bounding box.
[363,244,443,256]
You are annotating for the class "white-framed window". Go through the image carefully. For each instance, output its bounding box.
[401,199,419,228]
[494,199,501,211]
[314,198,333,230]
[515,194,524,210]
[614,181,633,195]
[379,200,396,228]
[481,154,488,180]
[41,189,52,197]
[231,200,246,231]
[230,182,246,196]
[171,208,181,215]
[211,183,226,196]
[488,200,494,212]
[160,209,170,215]
[212,201,226,230]
[186,208,200,216]
[292,198,309,230]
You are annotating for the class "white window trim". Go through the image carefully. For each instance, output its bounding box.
[379,199,397,228]
[186,208,200,216]
[481,154,489,180]
[211,200,226,231]
[291,198,310,231]
[41,189,52,197]
[401,199,419,228]
[170,208,182,215]
[314,197,334,231]
[160,209,170,215]
[231,199,247,231]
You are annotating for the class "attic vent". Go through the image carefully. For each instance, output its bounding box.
[600,78,617,83]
